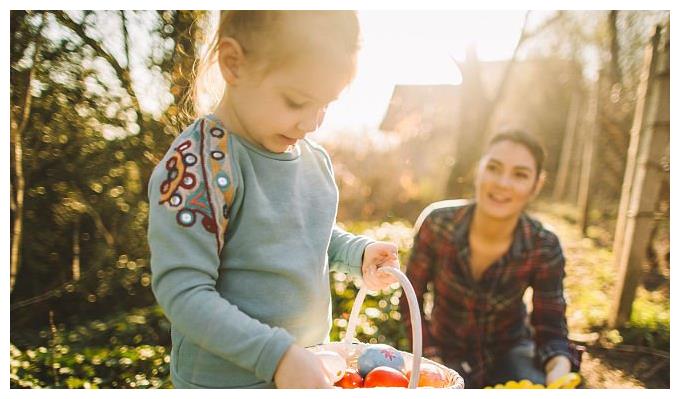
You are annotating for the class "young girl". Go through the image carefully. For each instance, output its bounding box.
[402,131,580,388]
[148,11,399,389]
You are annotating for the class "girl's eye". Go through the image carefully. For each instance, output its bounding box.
[487,163,499,172]
[285,98,305,109]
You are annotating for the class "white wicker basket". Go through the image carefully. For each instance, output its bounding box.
[308,268,464,389]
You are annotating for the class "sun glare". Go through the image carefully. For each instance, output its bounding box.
[316,10,527,138]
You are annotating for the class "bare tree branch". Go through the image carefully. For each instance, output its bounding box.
[480,11,564,136]
[53,11,144,131]
[608,11,622,84]
[120,11,132,69]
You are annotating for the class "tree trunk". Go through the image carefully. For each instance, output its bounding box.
[10,12,46,292]
[72,217,81,281]
[553,87,582,201]
[608,11,623,86]
[577,75,602,236]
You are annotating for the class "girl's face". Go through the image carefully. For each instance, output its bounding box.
[226,50,355,153]
[474,140,543,220]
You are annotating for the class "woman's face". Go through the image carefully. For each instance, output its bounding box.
[474,140,543,220]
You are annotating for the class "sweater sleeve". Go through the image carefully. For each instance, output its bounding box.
[328,225,374,278]
[530,232,578,371]
[148,119,294,383]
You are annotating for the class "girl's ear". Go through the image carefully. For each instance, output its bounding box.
[217,37,245,85]
[530,171,547,200]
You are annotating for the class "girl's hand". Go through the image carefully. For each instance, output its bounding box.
[361,242,400,291]
[544,355,571,386]
[274,344,332,388]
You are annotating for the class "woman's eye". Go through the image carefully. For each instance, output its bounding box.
[514,172,529,180]
[487,164,499,172]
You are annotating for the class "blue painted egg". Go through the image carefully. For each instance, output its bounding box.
[357,344,405,377]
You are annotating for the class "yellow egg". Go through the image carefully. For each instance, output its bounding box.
[518,379,533,388]
[505,380,520,389]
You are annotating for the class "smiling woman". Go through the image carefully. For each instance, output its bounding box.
[401,130,582,388]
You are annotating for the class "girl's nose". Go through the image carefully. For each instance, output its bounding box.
[296,107,327,133]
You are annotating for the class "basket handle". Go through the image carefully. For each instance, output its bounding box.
[342,267,422,389]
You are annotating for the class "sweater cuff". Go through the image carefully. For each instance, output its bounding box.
[253,328,296,383]
[348,235,374,276]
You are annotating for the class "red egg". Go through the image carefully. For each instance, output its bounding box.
[363,366,409,388]
[335,368,364,389]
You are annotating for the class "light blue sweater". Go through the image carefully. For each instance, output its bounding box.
[147,114,373,388]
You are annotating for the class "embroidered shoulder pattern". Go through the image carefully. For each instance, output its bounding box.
[158,117,235,254]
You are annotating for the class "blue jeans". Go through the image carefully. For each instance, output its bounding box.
[486,340,546,386]
[444,340,546,388]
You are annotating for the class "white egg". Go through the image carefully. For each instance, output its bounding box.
[314,350,347,383]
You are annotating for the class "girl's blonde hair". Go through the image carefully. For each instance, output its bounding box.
[187,11,360,118]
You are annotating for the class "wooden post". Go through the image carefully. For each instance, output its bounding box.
[609,25,669,328]
[611,26,661,272]
[577,76,602,236]
[553,88,582,201]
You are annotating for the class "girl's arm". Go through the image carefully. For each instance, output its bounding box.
[148,127,294,385]
[328,226,400,291]
[327,225,374,277]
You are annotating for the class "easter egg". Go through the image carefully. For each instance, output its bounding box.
[334,368,363,389]
[405,363,446,388]
[364,366,409,388]
[313,350,347,383]
[357,344,405,377]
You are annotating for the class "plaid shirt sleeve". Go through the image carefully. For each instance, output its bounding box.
[530,232,579,370]
[402,214,439,356]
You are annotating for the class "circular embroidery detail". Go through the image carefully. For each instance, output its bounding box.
[177,209,195,226]
[211,151,225,160]
[169,194,182,207]
[180,173,196,189]
[210,127,224,138]
[183,153,197,166]
[166,156,177,169]
[217,176,229,188]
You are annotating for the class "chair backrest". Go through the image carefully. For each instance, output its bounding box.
[412,199,471,235]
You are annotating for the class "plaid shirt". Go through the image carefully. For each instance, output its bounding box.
[401,202,579,387]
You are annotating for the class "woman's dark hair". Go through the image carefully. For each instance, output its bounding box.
[487,130,546,179]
